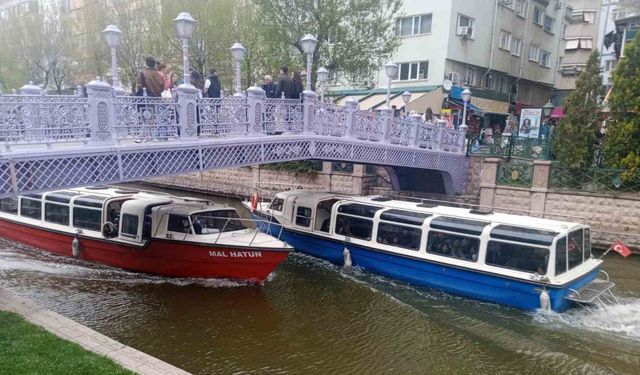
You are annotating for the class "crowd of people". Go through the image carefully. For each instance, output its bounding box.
[135,56,307,101]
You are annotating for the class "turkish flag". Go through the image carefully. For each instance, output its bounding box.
[611,240,632,258]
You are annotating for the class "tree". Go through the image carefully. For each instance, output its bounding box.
[251,0,402,88]
[555,52,605,170]
[603,31,640,182]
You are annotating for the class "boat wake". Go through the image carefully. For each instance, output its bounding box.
[533,297,640,341]
[0,244,253,289]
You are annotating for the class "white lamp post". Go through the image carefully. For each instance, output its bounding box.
[173,12,197,86]
[460,87,472,131]
[401,91,411,117]
[230,42,246,97]
[317,67,329,103]
[384,62,399,109]
[102,25,124,95]
[300,34,317,91]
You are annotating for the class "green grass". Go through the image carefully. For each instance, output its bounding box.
[0,310,134,375]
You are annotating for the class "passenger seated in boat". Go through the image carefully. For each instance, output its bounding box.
[320,218,330,232]
[192,217,203,235]
[438,242,452,255]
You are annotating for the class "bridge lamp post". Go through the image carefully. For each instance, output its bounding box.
[300,34,317,91]
[460,87,472,131]
[384,62,399,109]
[173,12,197,86]
[401,90,411,116]
[317,67,329,103]
[230,43,246,97]
[102,25,125,95]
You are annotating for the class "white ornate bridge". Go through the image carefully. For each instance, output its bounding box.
[0,79,468,198]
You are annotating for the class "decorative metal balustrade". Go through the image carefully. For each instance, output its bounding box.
[0,94,89,148]
[0,79,470,197]
[466,134,553,160]
[549,163,640,193]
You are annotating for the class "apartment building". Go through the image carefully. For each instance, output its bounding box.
[330,0,567,129]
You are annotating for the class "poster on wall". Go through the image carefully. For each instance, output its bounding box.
[518,108,542,138]
[440,109,454,128]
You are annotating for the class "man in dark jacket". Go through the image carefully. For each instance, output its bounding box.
[136,56,164,97]
[275,65,294,99]
[205,68,221,98]
[262,75,277,98]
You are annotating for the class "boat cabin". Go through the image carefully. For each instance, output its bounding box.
[267,191,594,285]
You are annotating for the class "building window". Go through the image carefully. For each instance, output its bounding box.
[539,50,551,67]
[565,38,593,50]
[397,61,428,81]
[499,30,512,50]
[571,10,596,24]
[515,0,527,18]
[396,14,432,37]
[511,37,522,56]
[465,66,476,86]
[533,7,543,25]
[457,14,475,38]
[544,15,555,33]
[484,73,495,90]
[604,60,618,71]
[529,44,540,61]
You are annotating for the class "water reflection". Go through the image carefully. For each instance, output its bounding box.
[1,187,640,374]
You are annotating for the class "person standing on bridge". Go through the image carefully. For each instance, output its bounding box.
[136,56,164,97]
[262,75,277,98]
[204,68,221,98]
[275,65,294,99]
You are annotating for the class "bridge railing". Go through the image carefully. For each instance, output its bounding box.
[0,79,468,155]
[0,94,90,148]
[114,95,179,142]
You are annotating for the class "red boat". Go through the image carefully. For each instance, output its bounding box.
[0,187,292,282]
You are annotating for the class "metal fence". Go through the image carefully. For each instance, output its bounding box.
[466,134,553,160]
[549,164,640,193]
[114,96,179,142]
[263,98,303,134]
[198,97,248,136]
[496,160,534,188]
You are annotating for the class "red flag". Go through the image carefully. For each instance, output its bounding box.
[611,240,632,258]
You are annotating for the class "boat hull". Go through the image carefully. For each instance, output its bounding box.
[0,218,290,282]
[252,212,599,311]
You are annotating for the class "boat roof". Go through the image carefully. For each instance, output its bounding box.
[274,191,583,233]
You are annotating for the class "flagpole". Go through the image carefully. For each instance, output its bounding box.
[598,245,613,260]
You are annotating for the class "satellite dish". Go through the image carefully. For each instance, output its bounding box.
[442,79,453,91]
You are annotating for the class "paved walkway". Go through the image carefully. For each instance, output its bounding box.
[0,287,191,375]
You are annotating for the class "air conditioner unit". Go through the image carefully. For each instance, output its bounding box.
[457,26,472,37]
[446,72,460,84]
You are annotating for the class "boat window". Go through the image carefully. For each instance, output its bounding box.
[377,223,421,250]
[380,209,431,226]
[167,214,191,233]
[0,197,18,214]
[20,198,41,220]
[315,199,338,232]
[337,203,381,218]
[74,195,108,208]
[269,198,284,212]
[429,217,488,236]
[584,228,591,261]
[335,214,372,240]
[486,241,549,274]
[427,231,480,261]
[490,225,558,246]
[121,214,139,236]
[45,191,80,204]
[555,237,567,276]
[568,229,584,270]
[295,206,312,227]
[44,203,69,226]
[191,210,246,234]
[73,207,102,231]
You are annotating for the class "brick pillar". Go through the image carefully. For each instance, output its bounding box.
[352,164,365,195]
[478,158,501,208]
[530,160,552,217]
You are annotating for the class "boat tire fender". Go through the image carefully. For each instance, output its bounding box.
[251,192,260,212]
[72,237,81,258]
[343,246,352,268]
[539,289,551,311]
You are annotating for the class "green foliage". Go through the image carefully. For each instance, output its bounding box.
[262,161,323,173]
[555,51,604,170]
[604,31,640,183]
[0,311,134,375]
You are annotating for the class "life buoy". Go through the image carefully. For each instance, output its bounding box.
[250,192,259,212]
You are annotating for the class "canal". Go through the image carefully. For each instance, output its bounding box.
[1,187,639,375]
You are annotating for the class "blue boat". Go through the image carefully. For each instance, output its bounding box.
[247,191,616,312]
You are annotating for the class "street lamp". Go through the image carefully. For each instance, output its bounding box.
[542,99,554,118]
[300,34,317,91]
[460,87,472,131]
[102,25,124,95]
[401,91,411,117]
[384,61,399,109]
[173,12,197,86]
[230,42,246,97]
[317,67,329,103]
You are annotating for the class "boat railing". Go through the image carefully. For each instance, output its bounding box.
[565,269,620,312]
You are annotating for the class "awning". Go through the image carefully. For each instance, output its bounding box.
[372,92,425,110]
[358,94,387,110]
[334,95,367,106]
[449,98,484,114]
[550,106,565,119]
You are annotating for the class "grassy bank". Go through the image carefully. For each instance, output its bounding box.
[0,310,133,375]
